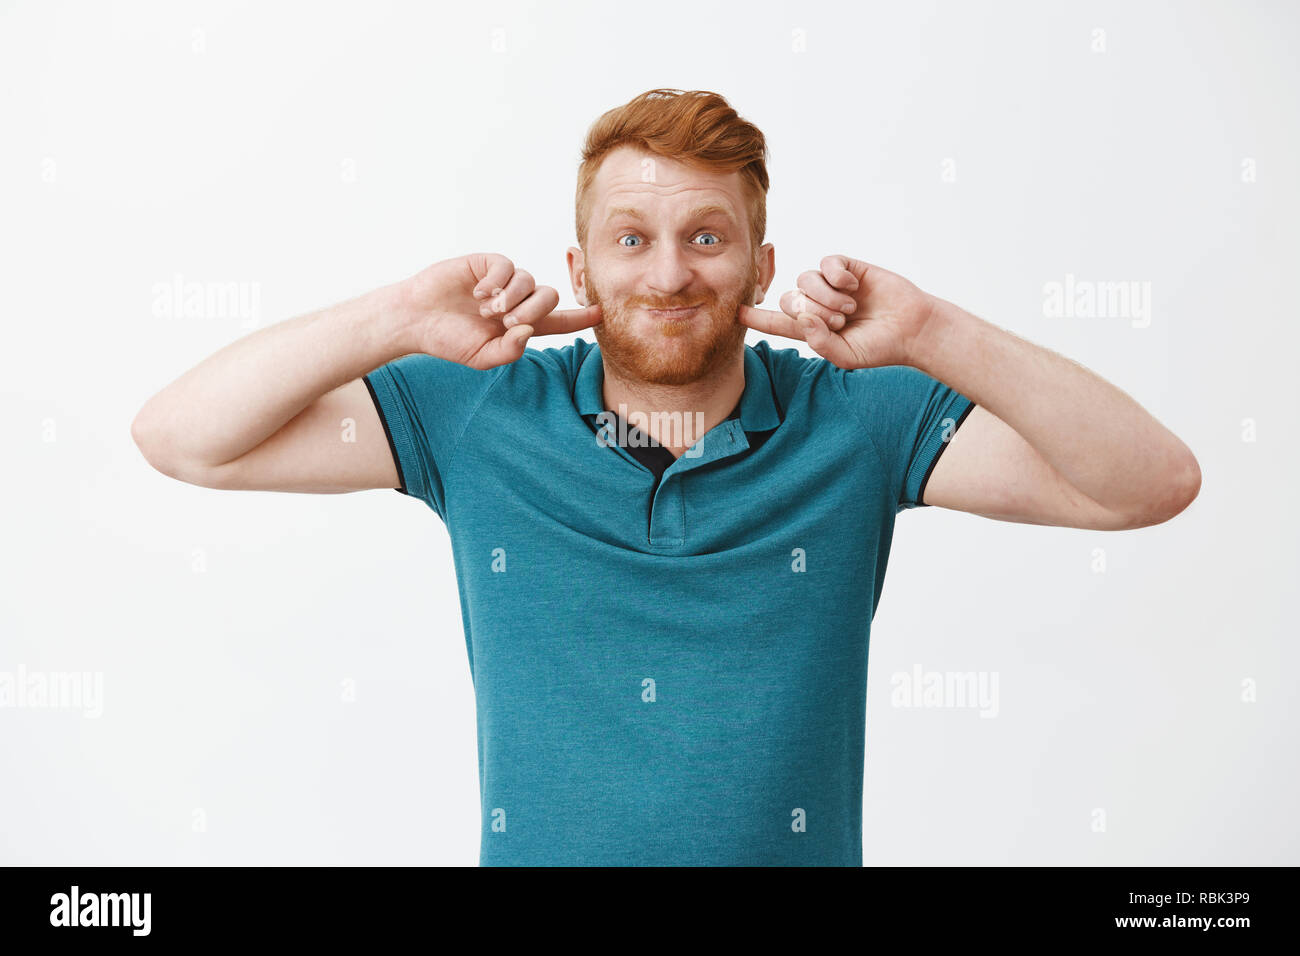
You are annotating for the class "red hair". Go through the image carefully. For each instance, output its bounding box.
[575,89,770,259]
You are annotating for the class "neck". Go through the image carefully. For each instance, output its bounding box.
[600,346,746,459]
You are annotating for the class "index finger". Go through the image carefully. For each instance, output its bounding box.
[528,302,604,336]
[738,303,805,341]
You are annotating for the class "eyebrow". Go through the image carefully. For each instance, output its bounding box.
[604,203,737,225]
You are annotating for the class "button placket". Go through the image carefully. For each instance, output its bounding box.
[645,421,752,548]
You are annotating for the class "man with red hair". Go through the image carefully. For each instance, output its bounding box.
[132,89,1200,866]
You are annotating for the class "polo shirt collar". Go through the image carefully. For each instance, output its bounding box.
[575,340,782,432]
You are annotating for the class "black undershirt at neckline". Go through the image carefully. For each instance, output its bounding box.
[581,399,743,492]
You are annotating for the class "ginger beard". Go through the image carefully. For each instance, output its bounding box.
[584,258,761,387]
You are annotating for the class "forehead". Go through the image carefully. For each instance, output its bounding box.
[590,145,744,222]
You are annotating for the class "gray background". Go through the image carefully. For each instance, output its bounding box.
[2,0,1295,865]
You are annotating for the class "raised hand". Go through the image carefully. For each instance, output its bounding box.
[404,253,602,369]
[738,255,938,370]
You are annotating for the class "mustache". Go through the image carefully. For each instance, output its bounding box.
[623,297,712,309]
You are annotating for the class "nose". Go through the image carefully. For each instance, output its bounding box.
[641,243,694,299]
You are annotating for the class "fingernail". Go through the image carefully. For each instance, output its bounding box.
[492,287,503,296]
[474,289,487,299]
[503,314,517,327]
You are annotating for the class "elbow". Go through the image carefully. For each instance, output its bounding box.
[1120,452,1202,529]
[130,404,188,482]
[130,406,163,469]
[1180,453,1202,508]
[1163,451,1202,521]
[131,407,231,488]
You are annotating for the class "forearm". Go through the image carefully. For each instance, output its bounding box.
[133,279,417,470]
[907,299,1199,517]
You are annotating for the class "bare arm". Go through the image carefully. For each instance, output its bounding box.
[741,255,1200,530]
[131,281,414,492]
[913,301,1200,529]
[130,254,603,493]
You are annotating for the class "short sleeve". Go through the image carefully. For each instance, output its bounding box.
[835,364,976,512]
[363,353,506,519]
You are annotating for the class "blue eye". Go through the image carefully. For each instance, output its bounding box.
[617,232,721,248]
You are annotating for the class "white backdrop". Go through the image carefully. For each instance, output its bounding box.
[2,0,1296,865]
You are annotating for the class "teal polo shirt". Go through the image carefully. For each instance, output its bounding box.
[364,337,975,866]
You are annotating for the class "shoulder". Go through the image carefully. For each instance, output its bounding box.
[746,340,950,423]
[516,336,597,381]
[747,337,850,408]
[478,336,597,405]
[748,337,818,383]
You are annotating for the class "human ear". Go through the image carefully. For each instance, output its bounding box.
[566,246,589,306]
